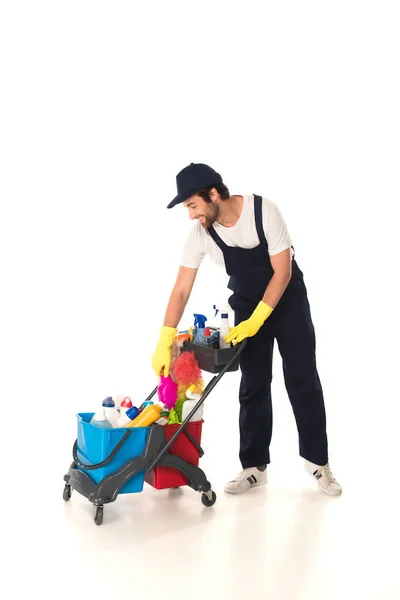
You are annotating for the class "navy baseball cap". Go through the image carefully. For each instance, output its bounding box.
[167,163,223,209]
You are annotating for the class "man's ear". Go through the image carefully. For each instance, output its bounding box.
[209,188,219,202]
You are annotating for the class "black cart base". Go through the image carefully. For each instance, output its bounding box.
[63,340,246,525]
[64,424,216,525]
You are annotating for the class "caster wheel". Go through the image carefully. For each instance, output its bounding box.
[201,490,217,507]
[63,484,72,501]
[94,505,103,526]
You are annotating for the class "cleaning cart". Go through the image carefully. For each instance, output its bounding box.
[63,340,246,525]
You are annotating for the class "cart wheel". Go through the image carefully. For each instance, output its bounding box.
[94,505,104,526]
[201,490,217,507]
[63,484,72,502]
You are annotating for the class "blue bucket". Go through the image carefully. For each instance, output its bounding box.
[76,413,149,494]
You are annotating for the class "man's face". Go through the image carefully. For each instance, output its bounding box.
[183,194,219,228]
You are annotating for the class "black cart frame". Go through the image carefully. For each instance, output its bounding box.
[63,340,246,525]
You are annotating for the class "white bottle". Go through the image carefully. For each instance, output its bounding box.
[116,405,140,428]
[182,388,204,422]
[119,397,133,415]
[102,397,120,427]
[90,410,112,428]
[112,394,124,411]
[214,304,231,349]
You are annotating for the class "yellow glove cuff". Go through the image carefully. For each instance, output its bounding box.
[253,301,274,324]
[159,325,178,347]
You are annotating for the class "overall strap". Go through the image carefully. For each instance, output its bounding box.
[207,224,228,250]
[253,195,267,245]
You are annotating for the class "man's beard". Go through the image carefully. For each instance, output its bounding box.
[203,205,219,228]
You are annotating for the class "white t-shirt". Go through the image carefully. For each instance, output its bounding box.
[180,195,293,270]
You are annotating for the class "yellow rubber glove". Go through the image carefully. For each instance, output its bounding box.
[224,301,274,346]
[151,326,178,376]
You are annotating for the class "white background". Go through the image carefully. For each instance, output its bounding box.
[1,2,399,599]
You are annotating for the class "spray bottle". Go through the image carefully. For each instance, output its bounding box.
[193,314,207,345]
[213,304,231,349]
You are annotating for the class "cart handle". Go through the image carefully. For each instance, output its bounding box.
[72,430,131,470]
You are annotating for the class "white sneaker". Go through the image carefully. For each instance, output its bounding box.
[306,462,342,496]
[224,466,267,494]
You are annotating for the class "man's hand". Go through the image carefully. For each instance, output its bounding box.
[224,301,273,346]
[151,326,178,376]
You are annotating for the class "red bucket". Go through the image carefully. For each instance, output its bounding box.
[145,421,203,489]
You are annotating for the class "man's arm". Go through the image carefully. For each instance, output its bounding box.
[262,248,292,307]
[225,248,292,346]
[163,266,198,328]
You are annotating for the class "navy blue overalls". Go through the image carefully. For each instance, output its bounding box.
[208,195,328,468]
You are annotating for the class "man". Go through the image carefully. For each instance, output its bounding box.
[152,163,342,496]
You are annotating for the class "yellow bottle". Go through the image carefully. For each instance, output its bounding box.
[127,404,162,428]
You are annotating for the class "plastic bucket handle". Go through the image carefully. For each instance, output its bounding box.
[72,429,131,470]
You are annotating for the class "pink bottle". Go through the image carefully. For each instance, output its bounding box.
[157,375,178,409]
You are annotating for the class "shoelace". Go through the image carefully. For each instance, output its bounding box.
[319,464,337,484]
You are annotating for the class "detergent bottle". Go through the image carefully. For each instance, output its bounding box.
[203,327,212,346]
[127,404,162,428]
[119,397,133,415]
[193,314,207,345]
[112,394,125,410]
[213,304,231,349]
[143,400,154,409]
[90,410,112,428]
[181,385,204,422]
[102,397,120,427]
[116,405,140,427]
